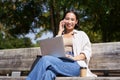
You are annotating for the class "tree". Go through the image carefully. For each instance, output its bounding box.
[84,0,120,42]
[0,0,120,49]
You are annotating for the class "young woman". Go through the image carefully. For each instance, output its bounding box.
[26,10,97,80]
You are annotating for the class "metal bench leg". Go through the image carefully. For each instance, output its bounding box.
[103,70,109,76]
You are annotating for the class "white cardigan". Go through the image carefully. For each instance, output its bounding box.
[72,29,97,77]
[56,29,97,77]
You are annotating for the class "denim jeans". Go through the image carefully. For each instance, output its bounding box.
[26,55,80,80]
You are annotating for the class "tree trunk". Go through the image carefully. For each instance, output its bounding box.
[50,0,57,37]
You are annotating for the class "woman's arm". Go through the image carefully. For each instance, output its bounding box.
[66,52,86,61]
[72,53,86,61]
[57,20,66,36]
[73,31,92,62]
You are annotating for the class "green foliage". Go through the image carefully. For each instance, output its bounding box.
[84,0,120,42]
[0,37,33,49]
[0,0,120,49]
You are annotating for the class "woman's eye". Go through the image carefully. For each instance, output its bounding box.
[71,18,75,21]
[65,18,75,21]
[65,18,69,20]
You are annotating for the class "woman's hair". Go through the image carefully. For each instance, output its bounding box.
[62,10,79,29]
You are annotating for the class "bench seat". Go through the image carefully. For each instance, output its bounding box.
[0,42,120,77]
[0,76,120,80]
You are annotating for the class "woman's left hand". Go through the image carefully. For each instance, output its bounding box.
[65,54,74,60]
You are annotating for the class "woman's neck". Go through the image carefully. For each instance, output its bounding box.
[63,29,74,38]
[65,29,74,35]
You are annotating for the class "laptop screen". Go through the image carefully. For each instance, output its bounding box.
[39,36,65,57]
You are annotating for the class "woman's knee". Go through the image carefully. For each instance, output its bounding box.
[40,55,55,62]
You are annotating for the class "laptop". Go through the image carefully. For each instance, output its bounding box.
[39,36,75,62]
[39,36,65,57]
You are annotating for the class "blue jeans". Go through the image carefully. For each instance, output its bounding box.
[26,55,80,80]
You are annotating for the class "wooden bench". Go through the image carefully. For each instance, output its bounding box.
[89,42,120,77]
[0,42,120,80]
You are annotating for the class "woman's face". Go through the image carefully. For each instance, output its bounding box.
[64,12,78,30]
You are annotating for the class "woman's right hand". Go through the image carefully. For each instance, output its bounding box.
[57,19,66,36]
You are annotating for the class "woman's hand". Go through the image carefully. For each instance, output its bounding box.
[65,54,74,60]
[57,19,66,36]
[66,53,86,61]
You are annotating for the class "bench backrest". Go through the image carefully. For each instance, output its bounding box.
[0,47,40,71]
[89,42,120,70]
[0,42,120,71]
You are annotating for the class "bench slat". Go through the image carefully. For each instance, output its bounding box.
[0,59,35,70]
[0,76,120,80]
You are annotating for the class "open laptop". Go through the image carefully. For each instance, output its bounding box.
[39,36,65,57]
[39,36,75,62]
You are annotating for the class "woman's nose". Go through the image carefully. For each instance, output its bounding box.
[67,19,72,23]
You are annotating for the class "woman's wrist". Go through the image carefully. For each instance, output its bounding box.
[72,53,86,61]
[57,30,63,36]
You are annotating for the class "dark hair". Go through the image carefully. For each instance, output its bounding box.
[62,10,79,29]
